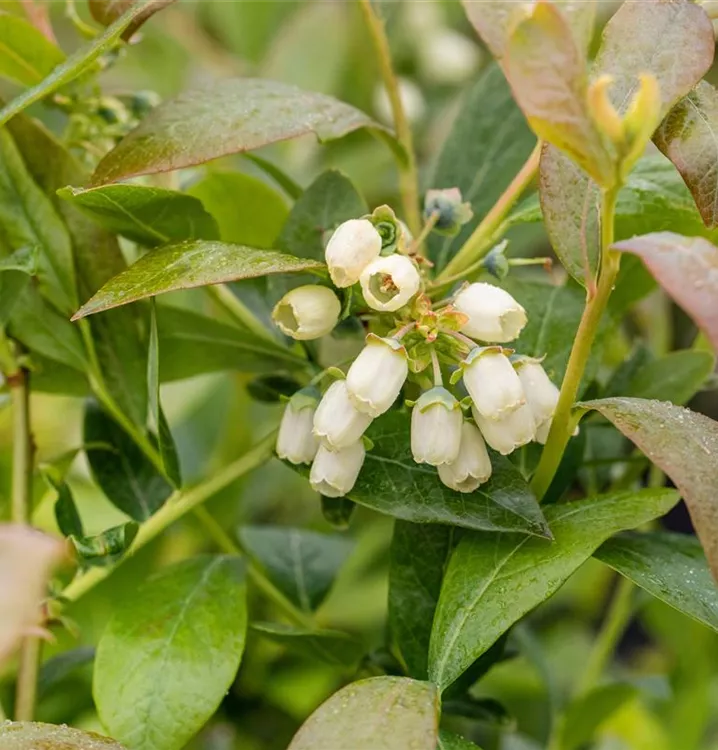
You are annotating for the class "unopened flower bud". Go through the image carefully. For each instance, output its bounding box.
[360,254,421,312]
[276,388,320,465]
[587,75,624,145]
[411,386,462,466]
[313,380,372,450]
[472,403,535,455]
[438,421,492,493]
[515,360,559,427]
[310,441,365,498]
[424,188,473,236]
[462,348,526,420]
[325,219,382,288]
[272,285,341,340]
[346,335,408,417]
[374,78,426,125]
[454,282,527,343]
[418,29,481,85]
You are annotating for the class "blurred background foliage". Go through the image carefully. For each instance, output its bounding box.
[0,1,717,749]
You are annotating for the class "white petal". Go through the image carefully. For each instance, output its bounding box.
[276,404,318,465]
[325,219,382,288]
[472,403,535,455]
[438,421,492,492]
[517,362,560,424]
[360,254,421,312]
[454,282,527,343]
[313,380,372,450]
[310,442,366,497]
[411,397,462,466]
[272,285,341,340]
[346,338,408,417]
[463,350,525,419]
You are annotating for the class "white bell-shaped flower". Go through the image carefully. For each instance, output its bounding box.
[360,254,421,312]
[462,347,526,420]
[438,421,492,493]
[275,389,320,465]
[346,335,408,417]
[454,282,527,343]
[313,380,372,450]
[272,285,341,340]
[472,403,535,455]
[516,360,560,427]
[325,218,382,288]
[310,441,365,498]
[535,418,552,445]
[411,386,462,466]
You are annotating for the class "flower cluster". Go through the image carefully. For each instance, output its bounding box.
[274,206,561,499]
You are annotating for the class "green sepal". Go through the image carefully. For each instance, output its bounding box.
[481,240,510,280]
[288,385,321,412]
[325,366,346,381]
[415,386,460,413]
[71,522,139,569]
[365,204,404,255]
[362,435,375,451]
[365,332,407,355]
[461,345,505,369]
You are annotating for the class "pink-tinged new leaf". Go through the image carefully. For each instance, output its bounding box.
[504,1,612,186]
[593,0,714,119]
[0,525,64,662]
[613,232,718,353]
[581,398,718,584]
[655,82,718,228]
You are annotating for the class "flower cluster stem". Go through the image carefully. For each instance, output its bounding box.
[358,0,421,238]
[532,184,621,501]
[9,363,40,722]
[437,141,542,283]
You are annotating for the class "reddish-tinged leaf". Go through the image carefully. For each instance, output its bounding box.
[593,0,713,119]
[0,722,127,749]
[89,0,176,40]
[0,525,64,661]
[581,397,718,584]
[91,79,400,185]
[72,241,325,319]
[504,1,611,185]
[612,232,718,353]
[655,82,718,227]
[461,0,595,59]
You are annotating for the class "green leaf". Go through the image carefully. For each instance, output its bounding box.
[320,495,356,531]
[7,112,148,428]
[238,526,354,612]
[0,13,65,86]
[90,78,401,185]
[94,555,247,750]
[8,285,86,371]
[595,531,718,633]
[187,171,287,248]
[49,473,84,538]
[147,301,181,486]
[427,63,536,271]
[330,411,548,536]
[580,398,718,585]
[656,82,718,228]
[251,622,364,667]
[246,374,301,403]
[389,522,452,680]
[156,305,306,381]
[612,232,718,353]
[278,169,367,260]
[0,722,127,749]
[622,350,714,405]
[437,730,484,750]
[0,0,171,127]
[58,184,219,247]
[72,241,325,319]
[505,2,610,185]
[38,647,95,697]
[0,270,29,326]
[88,0,176,41]
[429,487,679,690]
[0,128,76,314]
[288,676,439,750]
[242,153,302,200]
[84,401,172,522]
[71,522,138,568]
[558,683,638,750]
[593,0,713,121]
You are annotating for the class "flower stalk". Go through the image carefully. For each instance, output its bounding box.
[532,185,621,500]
